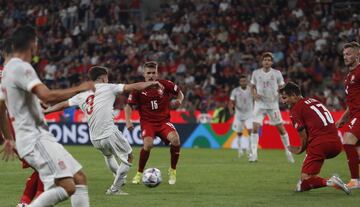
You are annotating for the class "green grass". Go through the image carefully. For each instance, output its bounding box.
[1,146,360,207]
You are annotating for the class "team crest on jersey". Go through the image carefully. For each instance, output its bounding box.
[58,160,67,170]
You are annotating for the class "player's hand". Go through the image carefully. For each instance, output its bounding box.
[335,119,345,128]
[0,139,16,161]
[287,146,301,154]
[78,81,96,92]
[126,122,134,131]
[254,94,261,101]
[153,81,164,90]
[170,99,182,109]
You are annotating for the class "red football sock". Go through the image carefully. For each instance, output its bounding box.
[170,145,180,170]
[35,172,44,198]
[300,176,327,191]
[343,144,360,179]
[138,148,150,173]
[20,171,39,204]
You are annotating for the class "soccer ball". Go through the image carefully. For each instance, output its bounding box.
[142,168,162,187]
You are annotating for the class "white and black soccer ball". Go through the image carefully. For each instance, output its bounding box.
[142,168,162,187]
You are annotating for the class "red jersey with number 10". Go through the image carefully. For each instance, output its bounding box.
[127,79,179,123]
[344,65,360,119]
[290,98,339,146]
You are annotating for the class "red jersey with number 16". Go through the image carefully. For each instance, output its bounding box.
[127,79,180,123]
[344,65,360,119]
[290,98,339,146]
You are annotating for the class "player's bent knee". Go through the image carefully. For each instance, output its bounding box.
[56,177,76,196]
[73,170,87,185]
[300,173,312,181]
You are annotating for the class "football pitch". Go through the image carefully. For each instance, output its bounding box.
[1,146,360,207]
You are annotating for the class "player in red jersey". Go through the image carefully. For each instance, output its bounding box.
[336,41,360,189]
[125,61,184,185]
[279,82,350,194]
[0,38,44,206]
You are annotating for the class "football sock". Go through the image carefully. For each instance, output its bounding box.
[104,155,119,175]
[70,185,90,207]
[343,144,360,179]
[20,171,39,204]
[35,174,44,198]
[28,186,68,207]
[250,133,259,157]
[237,135,242,152]
[280,133,290,148]
[138,148,150,173]
[300,176,327,191]
[170,145,180,169]
[112,163,130,190]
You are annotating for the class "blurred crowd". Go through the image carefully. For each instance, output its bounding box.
[1,0,358,112]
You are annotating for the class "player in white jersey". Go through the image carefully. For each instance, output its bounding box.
[249,52,294,163]
[44,66,163,195]
[1,26,94,207]
[229,75,253,158]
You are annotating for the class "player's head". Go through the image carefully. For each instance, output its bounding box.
[343,41,360,68]
[239,75,247,88]
[279,82,302,106]
[1,38,13,61]
[88,66,108,83]
[261,52,273,69]
[11,26,37,56]
[143,61,158,81]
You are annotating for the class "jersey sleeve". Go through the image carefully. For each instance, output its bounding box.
[160,80,180,95]
[109,84,125,95]
[250,71,256,85]
[230,89,235,101]
[68,93,81,106]
[127,91,139,106]
[277,71,285,86]
[290,106,305,131]
[14,63,42,92]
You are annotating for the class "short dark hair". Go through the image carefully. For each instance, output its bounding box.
[261,52,274,61]
[279,82,301,96]
[11,26,36,52]
[1,38,12,56]
[88,66,108,81]
[343,41,360,50]
[143,61,158,70]
[239,75,247,79]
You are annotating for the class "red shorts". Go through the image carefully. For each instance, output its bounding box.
[346,117,360,140]
[140,121,177,144]
[302,140,342,175]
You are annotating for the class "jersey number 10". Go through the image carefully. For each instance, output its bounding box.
[310,104,334,126]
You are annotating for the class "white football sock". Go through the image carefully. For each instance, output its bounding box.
[71,185,90,207]
[29,186,68,207]
[237,135,242,153]
[105,155,119,175]
[250,133,259,157]
[112,162,130,190]
[280,133,290,148]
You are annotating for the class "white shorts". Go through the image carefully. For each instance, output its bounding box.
[24,136,82,191]
[91,127,132,166]
[252,106,283,125]
[232,117,253,133]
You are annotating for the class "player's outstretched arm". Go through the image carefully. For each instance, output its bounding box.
[171,90,184,109]
[288,129,308,154]
[43,100,70,115]
[0,100,15,161]
[32,81,95,105]
[123,81,164,93]
[251,84,261,101]
[124,104,134,130]
[336,107,349,128]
